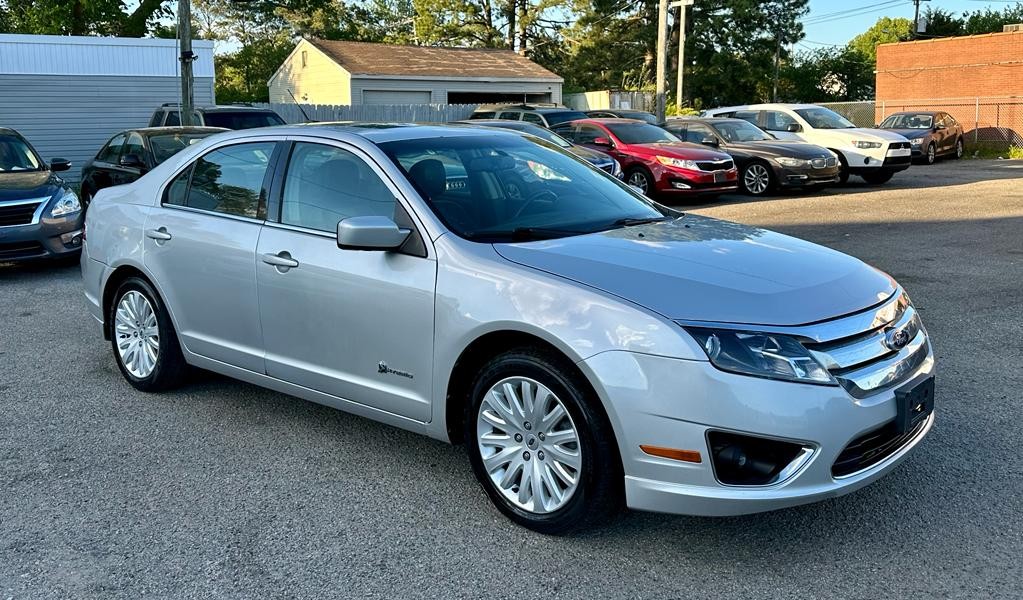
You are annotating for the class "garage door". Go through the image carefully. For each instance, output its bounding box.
[363,90,432,105]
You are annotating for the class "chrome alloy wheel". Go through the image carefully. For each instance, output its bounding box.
[114,291,160,378]
[476,376,582,514]
[627,171,650,194]
[743,163,770,195]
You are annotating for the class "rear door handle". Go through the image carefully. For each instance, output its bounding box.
[145,227,172,241]
[262,251,299,270]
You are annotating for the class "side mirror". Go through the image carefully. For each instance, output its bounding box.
[785,123,802,133]
[49,158,71,172]
[337,215,410,251]
[592,136,613,147]
[119,154,146,170]
[700,137,720,148]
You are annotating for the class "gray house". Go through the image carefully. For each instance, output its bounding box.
[0,34,215,181]
[268,39,563,106]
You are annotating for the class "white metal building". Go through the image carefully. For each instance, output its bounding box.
[268,39,563,107]
[0,34,215,181]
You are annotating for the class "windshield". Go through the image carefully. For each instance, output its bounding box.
[203,111,285,130]
[712,120,773,142]
[793,107,856,130]
[880,114,934,129]
[542,111,588,126]
[605,122,679,144]
[380,134,666,242]
[149,132,217,164]
[0,134,44,172]
[626,112,660,125]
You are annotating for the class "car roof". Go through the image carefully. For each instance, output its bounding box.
[160,104,278,113]
[588,109,653,115]
[243,122,529,144]
[477,105,580,114]
[886,110,939,116]
[134,126,229,136]
[569,118,647,125]
[707,103,820,112]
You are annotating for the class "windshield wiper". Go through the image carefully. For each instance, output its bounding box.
[609,216,670,228]
[466,226,589,242]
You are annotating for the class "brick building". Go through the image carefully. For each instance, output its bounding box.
[875,30,1023,148]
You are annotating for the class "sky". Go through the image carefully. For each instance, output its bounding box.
[800,0,1020,48]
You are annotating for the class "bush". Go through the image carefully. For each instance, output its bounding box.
[666,101,700,117]
[1009,146,1023,160]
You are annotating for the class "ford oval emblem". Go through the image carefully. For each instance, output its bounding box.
[885,327,912,350]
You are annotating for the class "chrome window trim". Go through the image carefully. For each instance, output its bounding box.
[0,196,50,228]
[161,202,266,226]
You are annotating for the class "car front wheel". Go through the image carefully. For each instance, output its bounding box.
[465,348,622,534]
[954,138,964,159]
[110,277,187,392]
[625,167,654,197]
[741,162,773,196]
[925,142,936,165]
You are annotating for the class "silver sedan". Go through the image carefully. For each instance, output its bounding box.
[82,124,935,533]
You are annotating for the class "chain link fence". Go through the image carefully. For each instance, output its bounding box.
[821,98,1023,149]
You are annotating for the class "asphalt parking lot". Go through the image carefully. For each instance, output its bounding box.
[2,159,1021,599]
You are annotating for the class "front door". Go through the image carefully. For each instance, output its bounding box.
[143,140,278,372]
[255,140,436,422]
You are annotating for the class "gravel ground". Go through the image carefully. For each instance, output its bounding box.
[2,159,1021,599]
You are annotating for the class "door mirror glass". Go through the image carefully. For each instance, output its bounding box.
[785,123,802,133]
[701,137,719,148]
[119,153,146,170]
[337,215,410,251]
[49,158,71,172]
[592,136,612,147]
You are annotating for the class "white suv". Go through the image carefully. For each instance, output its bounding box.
[703,104,911,184]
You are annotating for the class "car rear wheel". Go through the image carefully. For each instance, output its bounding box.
[626,167,654,197]
[110,277,187,392]
[741,162,773,196]
[465,348,622,534]
[925,142,936,165]
[861,170,894,185]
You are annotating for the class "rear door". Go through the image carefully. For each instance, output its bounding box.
[143,139,279,372]
[87,133,126,193]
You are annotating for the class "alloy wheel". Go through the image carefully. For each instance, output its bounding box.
[114,290,160,378]
[956,140,964,158]
[627,171,650,194]
[927,143,936,164]
[743,164,770,195]
[476,376,582,514]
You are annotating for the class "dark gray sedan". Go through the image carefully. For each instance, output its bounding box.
[878,111,964,165]
[664,118,840,196]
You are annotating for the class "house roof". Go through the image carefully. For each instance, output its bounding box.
[306,39,562,81]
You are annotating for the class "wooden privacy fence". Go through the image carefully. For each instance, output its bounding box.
[254,102,479,124]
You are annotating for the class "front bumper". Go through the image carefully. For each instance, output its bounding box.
[772,163,841,188]
[579,347,935,517]
[654,165,739,195]
[0,210,83,262]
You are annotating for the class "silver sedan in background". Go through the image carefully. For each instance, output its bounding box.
[82,124,935,533]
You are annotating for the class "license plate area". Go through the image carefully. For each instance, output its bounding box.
[887,148,911,158]
[895,375,934,433]
[714,171,727,183]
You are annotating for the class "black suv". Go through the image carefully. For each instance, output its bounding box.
[468,104,588,128]
[149,104,286,129]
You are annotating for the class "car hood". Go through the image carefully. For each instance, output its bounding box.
[493,214,895,326]
[885,128,931,139]
[830,128,909,142]
[725,140,834,159]
[627,142,731,160]
[0,170,62,202]
[569,144,613,166]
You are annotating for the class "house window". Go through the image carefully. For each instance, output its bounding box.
[301,51,308,68]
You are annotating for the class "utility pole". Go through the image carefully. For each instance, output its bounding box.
[655,0,668,122]
[773,31,781,102]
[912,0,931,39]
[178,0,195,126]
[672,0,695,114]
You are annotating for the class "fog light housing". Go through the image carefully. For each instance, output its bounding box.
[708,431,813,486]
[60,230,83,247]
[671,181,691,190]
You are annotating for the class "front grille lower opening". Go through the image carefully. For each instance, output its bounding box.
[832,418,926,478]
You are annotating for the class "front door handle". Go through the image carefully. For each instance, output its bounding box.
[145,227,172,242]
[262,251,299,270]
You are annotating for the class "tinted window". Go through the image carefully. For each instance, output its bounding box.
[498,111,521,120]
[185,142,275,218]
[148,112,164,127]
[470,111,496,119]
[0,133,43,172]
[575,124,607,144]
[683,123,716,144]
[149,132,216,164]
[712,120,772,142]
[202,111,285,130]
[380,134,665,242]
[97,134,126,162]
[731,111,760,126]
[604,122,678,144]
[542,111,588,126]
[627,112,660,125]
[164,166,191,206]
[123,133,145,159]
[880,113,934,129]
[521,112,544,125]
[281,143,396,232]
[793,107,855,129]
[763,111,797,131]
[165,111,180,126]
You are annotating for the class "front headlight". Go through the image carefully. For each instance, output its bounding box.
[776,157,809,167]
[683,327,835,385]
[50,189,81,217]
[656,155,699,170]
[853,141,883,149]
[910,138,923,146]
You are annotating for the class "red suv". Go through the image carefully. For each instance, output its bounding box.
[552,119,737,198]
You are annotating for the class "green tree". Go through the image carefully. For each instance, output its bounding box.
[847,17,912,62]
[781,46,874,102]
[919,7,964,37]
[0,0,170,36]
[962,4,1023,35]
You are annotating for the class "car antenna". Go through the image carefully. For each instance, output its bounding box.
[287,89,314,123]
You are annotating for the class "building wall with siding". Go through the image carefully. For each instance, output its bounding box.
[349,77,562,105]
[268,39,351,105]
[0,34,216,183]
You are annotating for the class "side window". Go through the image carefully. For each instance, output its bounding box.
[123,133,145,159]
[164,111,180,126]
[164,166,191,206]
[148,112,163,127]
[684,123,716,143]
[97,134,125,162]
[763,111,796,132]
[498,111,521,120]
[186,142,275,219]
[945,114,958,127]
[575,124,606,144]
[732,111,760,126]
[550,124,576,141]
[521,112,544,125]
[280,142,396,233]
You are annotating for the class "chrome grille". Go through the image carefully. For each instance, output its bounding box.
[811,157,838,169]
[0,198,46,227]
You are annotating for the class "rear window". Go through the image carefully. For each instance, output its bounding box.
[202,111,285,130]
[470,111,496,120]
[543,111,588,126]
[149,132,218,164]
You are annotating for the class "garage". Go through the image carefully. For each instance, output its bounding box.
[362,90,433,105]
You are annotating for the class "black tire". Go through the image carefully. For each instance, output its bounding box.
[740,161,774,196]
[861,170,895,185]
[925,142,936,165]
[80,186,92,210]
[625,166,655,197]
[953,138,964,159]
[464,347,622,534]
[832,150,850,185]
[109,277,187,392]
